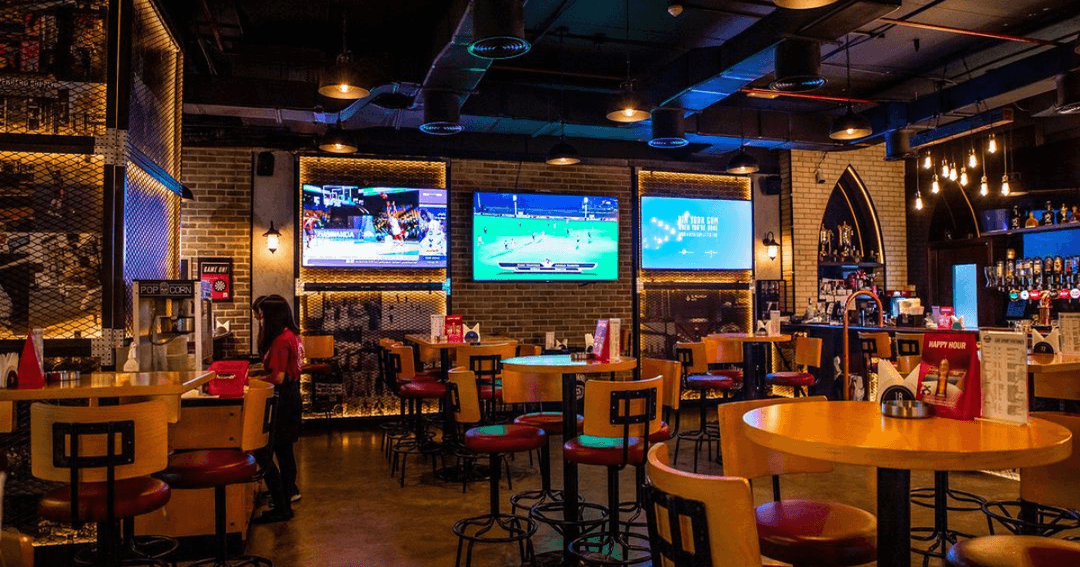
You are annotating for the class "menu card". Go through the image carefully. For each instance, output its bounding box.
[430,315,445,341]
[592,319,610,362]
[979,331,1029,425]
[445,315,463,343]
[915,332,980,420]
[1061,313,1080,356]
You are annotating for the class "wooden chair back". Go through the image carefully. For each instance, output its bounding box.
[1021,412,1080,510]
[715,338,743,365]
[701,336,721,364]
[718,396,833,480]
[31,400,169,484]
[642,357,682,412]
[517,344,542,357]
[857,332,892,359]
[645,443,761,567]
[302,335,334,360]
[0,529,33,567]
[448,367,483,425]
[674,342,709,377]
[388,345,420,381]
[241,380,276,452]
[895,333,924,375]
[460,343,511,379]
[582,376,663,439]
[793,336,823,369]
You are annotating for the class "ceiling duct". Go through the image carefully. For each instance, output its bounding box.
[1055,71,1080,114]
[649,108,688,148]
[774,0,842,8]
[420,90,463,135]
[469,0,530,59]
[770,38,826,92]
[883,129,913,161]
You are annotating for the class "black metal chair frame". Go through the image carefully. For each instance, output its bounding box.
[642,483,713,567]
[672,347,723,473]
[385,349,441,487]
[908,471,988,567]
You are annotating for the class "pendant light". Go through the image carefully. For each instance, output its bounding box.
[774,0,841,8]
[959,166,968,187]
[829,37,871,140]
[922,152,932,170]
[318,120,357,153]
[469,0,530,59]
[726,106,759,174]
[987,134,997,154]
[949,162,958,182]
[317,14,369,100]
[666,0,684,16]
[546,30,579,165]
[1000,133,1010,196]
[968,148,978,169]
[979,141,988,196]
[915,189,924,211]
[607,1,650,123]
[941,160,949,178]
[931,174,940,194]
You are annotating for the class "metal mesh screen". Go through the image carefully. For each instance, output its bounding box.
[0,0,109,137]
[0,151,103,339]
[639,289,752,358]
[123,162,179,331]
[299,290,446,418]
[127,0,181,177]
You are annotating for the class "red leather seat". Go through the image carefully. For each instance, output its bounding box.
[159,449,258,489]
[513,412,584,435]
[686,373,741,391]
[412,370,441,382]
[755,500,877,567]
[399,380,448,399]
[301,362,335,374]
[564,435,646,467]
[39,477,171,523]
[479,384,503,400]
[465,425,547,454]
[765,371,815,387]
[946,535,1080,567]
[649,421,672,443]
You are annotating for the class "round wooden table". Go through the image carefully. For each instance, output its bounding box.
[742,400,1073,567]
[709,333,792,398]
[500,355,637,565]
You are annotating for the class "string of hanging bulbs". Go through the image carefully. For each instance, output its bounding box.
[915,132,1011,211]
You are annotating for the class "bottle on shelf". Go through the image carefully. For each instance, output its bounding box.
[1009,205,1022,230]
[1025,211,1040,228]
[1042,201,1056,226]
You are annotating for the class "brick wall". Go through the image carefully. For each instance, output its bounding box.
[783,145,908,305]
[180,148,253,349]
[449,160,633,343]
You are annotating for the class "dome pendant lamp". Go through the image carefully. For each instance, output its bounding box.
[774,0,841,8]
[318,120,357,154]
[607,4,650,123]
[726,147,759,175]
[829,36,871,140]
[318,14,369,100]
[546,135,581,165]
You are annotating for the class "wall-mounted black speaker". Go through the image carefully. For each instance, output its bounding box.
[256,151,275,176]
[762,175,781,195]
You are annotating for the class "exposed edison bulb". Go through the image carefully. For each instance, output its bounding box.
[623,108,634,117]
[1001,174,1010,196]
[959,167,968,187]
[338,84,349,94]
[988,135,997,154]
[941,161,950,178]
[980,175,989,196]
[915,192,924,211]
[968,150,978,169]
[949,164,958,181]
[931,174,940,194]
[923,154,932,170]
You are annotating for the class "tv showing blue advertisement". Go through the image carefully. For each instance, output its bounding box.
[640,196,752,270]
[472,192,619,281]
[301,184,447,268]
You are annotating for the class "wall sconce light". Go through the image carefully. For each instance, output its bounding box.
[763,231,779,260]
[263,221,281,254]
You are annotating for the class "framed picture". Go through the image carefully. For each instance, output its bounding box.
[198,257,233,302]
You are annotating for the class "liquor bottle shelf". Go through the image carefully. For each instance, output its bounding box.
[982,223,1080,237]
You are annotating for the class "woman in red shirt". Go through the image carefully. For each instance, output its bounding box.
[252,297,304,523]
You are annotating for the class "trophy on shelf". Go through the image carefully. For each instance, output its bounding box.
[838,222,854,263]
[819,225,833,261]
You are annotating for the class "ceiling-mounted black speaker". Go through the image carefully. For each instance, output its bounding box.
[770,38,826,92]
[649,108,688,148]
[883,130,913,161]
[420,90,463,135]
[256,151,275,176]
[1055,71,1080,114]
[762,175,782,195]
[469,0,530,59]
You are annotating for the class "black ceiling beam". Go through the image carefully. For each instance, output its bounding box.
[647,0,901,111]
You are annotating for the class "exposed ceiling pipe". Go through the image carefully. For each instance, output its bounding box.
[741,88,874,104]
[877,18,1069,48]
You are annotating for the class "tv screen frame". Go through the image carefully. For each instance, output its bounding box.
[639,194,754,271]
[299,184,448,269]
[471,190,620,282]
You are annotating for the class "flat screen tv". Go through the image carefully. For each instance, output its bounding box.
[640,195,752,270]
[300,184,447,268]
[472,192,619,281]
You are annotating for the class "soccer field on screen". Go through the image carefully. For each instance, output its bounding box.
[473,215,618,281]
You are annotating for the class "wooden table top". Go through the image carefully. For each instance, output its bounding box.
[708,333,792,343]
[502,355,637,374]
[0,371,216,401]
[404,334,515,349]
[1028,353,1080,374]
[742,400,1072,471]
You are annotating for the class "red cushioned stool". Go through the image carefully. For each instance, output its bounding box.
[32,400,173,567]
[452,421,547,567]
[674,340,742,473]
[158,380,277,567]
[945,535,1080,567]
[765,336,822,398]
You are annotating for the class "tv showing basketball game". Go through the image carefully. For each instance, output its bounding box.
[640,195,752,270]
[301,184,447,268]
[472,192,619,281]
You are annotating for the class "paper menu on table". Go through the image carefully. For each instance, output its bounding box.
[1061,313,1080,356]
[980,331,1029,425]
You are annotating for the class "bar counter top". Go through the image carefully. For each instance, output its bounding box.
[0,370,215,401]
[783,321,986,334]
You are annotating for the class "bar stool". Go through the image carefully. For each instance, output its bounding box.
[674,341,740,473]
[764,335,821,398]
[301,334,340,425]
[461,343,517,423]
[895,332,924,376]
[641,357,682,438]
[563,376,664,566]
[158,380,276,567]
[945,535,1080,567]
[386,344,447,486]
[855,331,891,401]
[376,339,407,459]
[644,443,765,567]
[451,377,547,567]
[32,400,173,567]
[980,412,1080,537]
[719,397,878,567]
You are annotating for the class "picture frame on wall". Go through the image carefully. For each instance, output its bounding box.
[198,257,234,302]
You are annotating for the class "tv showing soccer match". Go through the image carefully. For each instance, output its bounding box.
[472,192,619,281]
[640,195,753,270]
[300,184,447,268]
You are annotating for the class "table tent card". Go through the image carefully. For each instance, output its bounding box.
[591,319,610,362]
[1031,327,1060,354]
[979,331,1029,425]
[1061,313,1080,356]
[430,314,445,341]
[915,332,981,420]
[445,315,464,343]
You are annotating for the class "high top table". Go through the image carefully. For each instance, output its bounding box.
[500,355,636,566]
[708,333,791,398]
[742,400,1073,567]
[403,334,515,381]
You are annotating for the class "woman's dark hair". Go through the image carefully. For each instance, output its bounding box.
[251,295,268,313]
[258,297,299,355]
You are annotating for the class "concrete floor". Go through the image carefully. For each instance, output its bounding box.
[243,412,1030,567]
